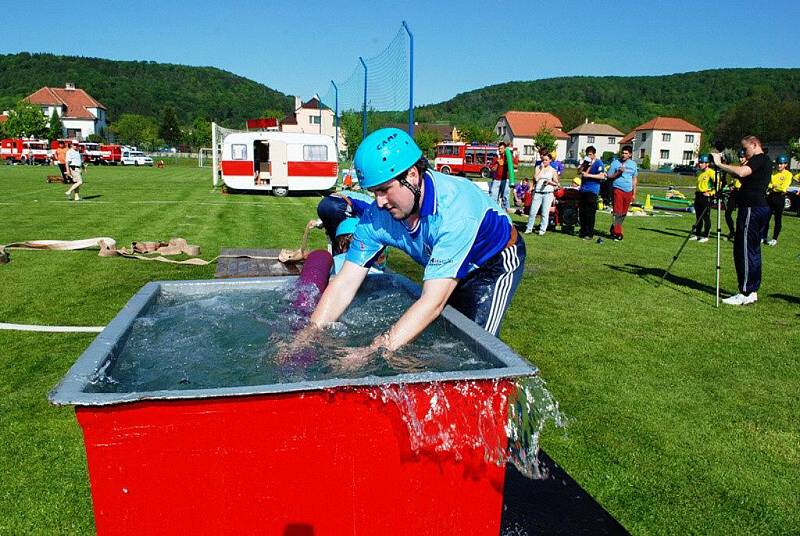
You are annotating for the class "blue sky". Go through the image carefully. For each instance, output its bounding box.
[1,0,797,105]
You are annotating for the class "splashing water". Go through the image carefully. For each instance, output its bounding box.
[376,376,565,479]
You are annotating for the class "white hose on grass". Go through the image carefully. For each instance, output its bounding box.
[0,323,105,333]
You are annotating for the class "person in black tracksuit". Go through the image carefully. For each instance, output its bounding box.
[712,136,772,306]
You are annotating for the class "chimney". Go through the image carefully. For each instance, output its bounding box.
[294,96,302,110]
[65,82,76,90]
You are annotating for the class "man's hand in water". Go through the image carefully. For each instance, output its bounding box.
[333,334,388,372]
[274,325,323,365]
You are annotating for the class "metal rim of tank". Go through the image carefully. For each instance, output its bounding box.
[48,274,538,407]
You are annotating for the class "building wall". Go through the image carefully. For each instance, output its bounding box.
[39,104,106,139]
[567,134,621,160]
[634,129,700,168]
[281,108,345,154]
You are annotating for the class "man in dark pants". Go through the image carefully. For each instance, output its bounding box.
[577,146,605,240]
[711,136,772,306]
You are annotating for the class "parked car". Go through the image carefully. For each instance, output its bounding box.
[672,164,696,175]
[786,186,800,212]
[121,149,153,166]
[563,158,580,167]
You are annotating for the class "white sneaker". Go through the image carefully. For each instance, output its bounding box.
[538,231,546,236]
[698,237,709,243]
[524,229,532,235]
[689,235,699,241]
[722,292,758,306]
[767,239,777,247]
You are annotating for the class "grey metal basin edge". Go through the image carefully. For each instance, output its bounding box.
[48,273,537,406]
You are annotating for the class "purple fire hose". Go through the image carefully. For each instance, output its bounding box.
[286,250,333,367]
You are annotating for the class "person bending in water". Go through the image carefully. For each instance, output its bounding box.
[289,128,526,368]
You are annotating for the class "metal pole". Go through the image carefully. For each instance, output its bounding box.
[211,122,219,187]
[402,21,414,136]
[715,169,723,307]
[331,80,338,156]
[359,56,367,140]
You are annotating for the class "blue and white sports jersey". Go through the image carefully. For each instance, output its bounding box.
[346,170,512,280]
[341,191,374,216]
[612,159,638,192]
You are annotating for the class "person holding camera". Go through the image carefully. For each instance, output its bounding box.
[761,154,794,246]
[711,136,772,306]
[689,155,716,243]
[577,146,606,240]
[525,153,560,235]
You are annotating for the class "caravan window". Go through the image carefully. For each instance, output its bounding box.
[232,144,247,160]
[303,145,328,161]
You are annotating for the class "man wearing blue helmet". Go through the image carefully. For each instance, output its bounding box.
[305,128,525,363]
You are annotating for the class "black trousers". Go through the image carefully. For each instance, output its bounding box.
[734,206,770,295]
[578,191,598,238]
[762,192,786,240]
[693,192,712,238]
[724,193,737,236]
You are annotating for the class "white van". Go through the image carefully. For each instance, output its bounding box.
[220,131,337,196]
[121,149,154,166]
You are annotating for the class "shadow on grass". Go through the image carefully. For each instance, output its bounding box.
[81,195,103,200]
[770,293,800,306]
[605,263,733,305]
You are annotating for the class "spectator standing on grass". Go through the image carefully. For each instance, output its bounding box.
[690,155,715,243]
[525,153,560,235]
[761,154,795,246]
[711,135,772,306]
[53,141,69,183]
[724,149,745,241]
[606,145,638,241]
[577,146,606,240]
[65,141,83,201]
[491,142,509,210]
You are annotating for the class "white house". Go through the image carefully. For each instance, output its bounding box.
[281,96,345,155]
[495,111,569,163]
[566,121,624,160]
[622,117,703,169]
[26,83,107,139]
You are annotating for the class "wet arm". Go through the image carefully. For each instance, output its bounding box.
[373,277,459,352]
[309,260,368,326]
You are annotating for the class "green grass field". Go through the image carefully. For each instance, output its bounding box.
[1,162,798,535]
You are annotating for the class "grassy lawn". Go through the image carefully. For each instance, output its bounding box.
[1,162,798,534]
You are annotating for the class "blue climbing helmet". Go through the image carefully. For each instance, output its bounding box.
[335,217,359,237]
[697,154,711,164]
[776,154,790,165]
[353,128,423,189]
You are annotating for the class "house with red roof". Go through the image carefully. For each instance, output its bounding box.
[494,111,569,162]
[25,83,107,140]
[280,96,344,154]
[620,117,703,169]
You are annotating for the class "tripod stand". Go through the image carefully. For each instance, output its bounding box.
[658,168,725,307]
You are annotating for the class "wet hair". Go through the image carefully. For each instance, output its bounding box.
[585,146,596,155]
[622,145,633,153]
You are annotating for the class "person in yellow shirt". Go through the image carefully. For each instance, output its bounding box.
[762,154,795,246]
[723,148,745,240]
[690,154,716,243]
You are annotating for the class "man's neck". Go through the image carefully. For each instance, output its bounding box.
[403,175,425,228]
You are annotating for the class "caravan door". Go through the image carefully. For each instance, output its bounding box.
[269,141,289,196]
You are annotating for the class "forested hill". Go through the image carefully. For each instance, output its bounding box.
[0,52,292,126]
[416,68,800,134]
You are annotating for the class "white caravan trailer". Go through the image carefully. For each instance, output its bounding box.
[220,131,338,196]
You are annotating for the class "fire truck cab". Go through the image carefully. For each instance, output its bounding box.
[220,131,337,196]
[434,142,499,178]
[1,138,51,164]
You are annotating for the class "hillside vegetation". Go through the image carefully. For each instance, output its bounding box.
[0,53,292,127]
[416,68,800,135]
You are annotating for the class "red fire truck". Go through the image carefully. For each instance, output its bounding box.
[79,142,104,164]
[1,138,51,164]
[433,142,500,178]
[100,144,122,165]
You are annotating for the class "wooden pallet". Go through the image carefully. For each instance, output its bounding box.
[214,248,303,278]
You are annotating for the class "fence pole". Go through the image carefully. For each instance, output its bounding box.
[331,80,339,156]
[211,122,219,187]
[402,21,414,136]
[359,56,367,140]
